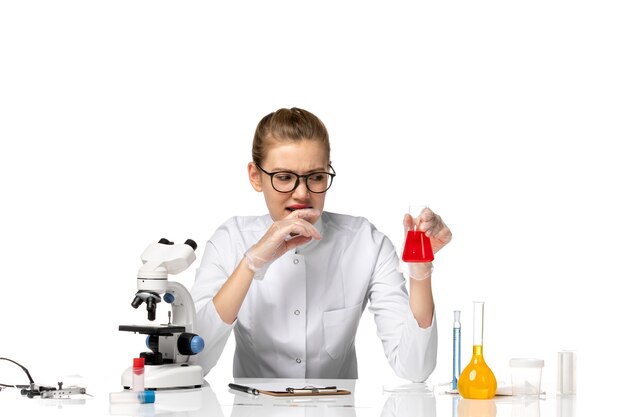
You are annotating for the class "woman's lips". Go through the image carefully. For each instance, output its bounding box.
[286,205,312,211]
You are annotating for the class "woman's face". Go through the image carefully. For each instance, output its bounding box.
[248,140,330,222]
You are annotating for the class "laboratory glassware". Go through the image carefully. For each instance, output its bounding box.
[452,310,461,390]
[401,205,434,263]
[510,358,544,396]
[458,301,497,399]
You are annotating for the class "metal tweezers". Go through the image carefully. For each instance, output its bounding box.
[286,385,338,394]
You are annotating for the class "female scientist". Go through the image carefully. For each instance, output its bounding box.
[191,108,452,381]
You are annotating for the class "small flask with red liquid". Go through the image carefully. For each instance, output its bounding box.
[401,205,434,263]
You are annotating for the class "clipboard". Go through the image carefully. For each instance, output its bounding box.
[259,385,351,397]
[229,383,351,397]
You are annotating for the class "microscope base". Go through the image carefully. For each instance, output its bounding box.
[121,363,203,390]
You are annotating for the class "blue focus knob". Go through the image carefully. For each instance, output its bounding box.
[177,333,205,355]
[190,335,205,354]
[164,293,175,303]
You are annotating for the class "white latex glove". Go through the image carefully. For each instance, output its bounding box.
[400,207,452,280]
[245,208,322,279]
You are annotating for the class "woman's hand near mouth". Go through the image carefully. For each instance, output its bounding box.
[245,208,322,274]
[214,208,323,324]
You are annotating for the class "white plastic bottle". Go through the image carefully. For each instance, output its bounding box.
[132,357,145,392]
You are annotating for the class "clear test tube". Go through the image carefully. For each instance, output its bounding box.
[452,310,461,390]
[109,390,155,404]
[132,357,145,392]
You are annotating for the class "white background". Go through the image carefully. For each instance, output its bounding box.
[1,0,624,414]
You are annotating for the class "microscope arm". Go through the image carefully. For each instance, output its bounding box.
[166,281,197,332]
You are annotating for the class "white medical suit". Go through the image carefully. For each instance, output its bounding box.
[191,211,437,381]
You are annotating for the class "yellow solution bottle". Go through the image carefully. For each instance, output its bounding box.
[458,301,497,399]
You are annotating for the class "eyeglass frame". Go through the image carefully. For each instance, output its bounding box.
[254,163,336,194]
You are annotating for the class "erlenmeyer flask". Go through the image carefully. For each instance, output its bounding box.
[458,301,497,399]
[401,205,434,263]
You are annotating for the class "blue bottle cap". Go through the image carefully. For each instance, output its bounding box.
[140,390,155,404]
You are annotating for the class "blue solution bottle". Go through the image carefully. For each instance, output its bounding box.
[452,310,461,390]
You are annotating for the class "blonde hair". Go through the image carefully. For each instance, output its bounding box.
[252,107,330,165]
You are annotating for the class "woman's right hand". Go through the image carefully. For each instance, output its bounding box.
[245,208,322,274]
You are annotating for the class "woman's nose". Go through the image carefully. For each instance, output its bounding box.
[292,178,310,199]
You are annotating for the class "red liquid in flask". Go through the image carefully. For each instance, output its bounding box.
[402,230,434,262]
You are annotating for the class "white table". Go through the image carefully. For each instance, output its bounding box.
[0,377,580,417]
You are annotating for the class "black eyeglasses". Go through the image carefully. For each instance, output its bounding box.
[255,163,336,193]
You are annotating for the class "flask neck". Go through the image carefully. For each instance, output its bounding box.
[473,345,484,356]
[470,345,488,364]
[472,302,485,346]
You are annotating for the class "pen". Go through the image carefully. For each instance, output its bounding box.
[228,383,260,395]
[287,386,337,394]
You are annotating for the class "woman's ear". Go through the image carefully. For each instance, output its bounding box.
[248,162,263,192]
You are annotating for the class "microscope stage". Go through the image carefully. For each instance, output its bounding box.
[119,324,187,335]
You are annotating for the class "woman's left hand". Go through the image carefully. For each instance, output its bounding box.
[403,207,452,254]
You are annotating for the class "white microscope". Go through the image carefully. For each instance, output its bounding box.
[119,238,205,390]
